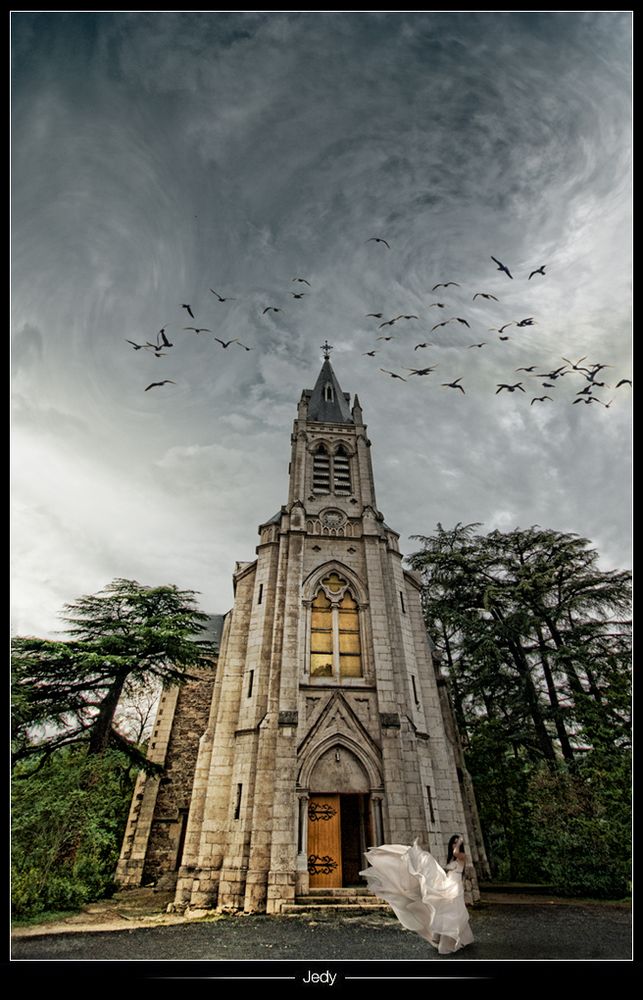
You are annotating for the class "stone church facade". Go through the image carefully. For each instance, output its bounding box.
[116,357,488,913]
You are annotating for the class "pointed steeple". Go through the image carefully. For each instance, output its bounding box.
[306,358,354,424]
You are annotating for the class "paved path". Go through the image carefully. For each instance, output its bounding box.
[11,902,631,963]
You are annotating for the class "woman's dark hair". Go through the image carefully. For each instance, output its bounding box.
[446,834,464,865]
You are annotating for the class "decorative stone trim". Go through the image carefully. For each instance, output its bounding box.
[278,710,298,727]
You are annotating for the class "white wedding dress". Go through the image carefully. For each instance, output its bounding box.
[359,839,474,954]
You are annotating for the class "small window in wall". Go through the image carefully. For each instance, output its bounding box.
[258,583,263,605]
[411,675,420,706]
[323,382,334,402]
[312,444,331,495]
[426,786,435,824]
[247,670,254,698]
[234,783,243,820]
[400,590,406,613]
[333,445,351,495]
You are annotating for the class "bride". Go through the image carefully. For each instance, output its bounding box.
[359,834,474,954]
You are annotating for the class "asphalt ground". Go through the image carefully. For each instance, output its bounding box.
[10,901,633,979]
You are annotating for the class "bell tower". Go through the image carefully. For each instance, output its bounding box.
[118,349,488,914]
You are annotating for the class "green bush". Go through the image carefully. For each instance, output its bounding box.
[12,748,135,918]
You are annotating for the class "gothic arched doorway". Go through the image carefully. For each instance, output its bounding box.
[306,744,373,887]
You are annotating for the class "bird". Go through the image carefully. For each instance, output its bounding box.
[515,317,535,327]
[528,265,546,279]
[496,383,525,394]
[576,385,595,396]
[214,338,239,349]
[366,313,384,319]
[468,343,486,349]
[441,378,465,393]
[379,318,398,328]
[561,356,588,372]
[516,366,538,373]
[377,335,395,341]
[289,292,306,299]
[145,380,176,391]
[398,314,419,321]
[431,320,451,331]
[491,256,513,279]
[158,329,173,348]
[489,323,514,334]
[432,282,460,291]
[210,289,237,302]
[263,306,281,314]
[616,378,632,388]
[125,340,146,350]
[538,367,569,380]
[531,396,553,405]
[473,292,499,301]
[414,343,433,350]
[184,327,212,334]
[406,366,438,376]
[499,335,510,341]
[454,317,470,328]
[362,351,378,357]
[429,302,446,308]
[379,368,406,381]
[236,342,254,351]
[366,237,390,248]
[541,383,555,389]
[292,277,311,286]
[181,304,195,318]
[596,398,615,408]
[573,397,600,405]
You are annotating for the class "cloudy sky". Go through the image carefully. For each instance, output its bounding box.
[11,12,632,638]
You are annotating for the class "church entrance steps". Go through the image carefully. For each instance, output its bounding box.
[281,888,390,913]
[281,901,390,914]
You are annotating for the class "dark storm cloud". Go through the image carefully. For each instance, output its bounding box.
[11,11,631,634]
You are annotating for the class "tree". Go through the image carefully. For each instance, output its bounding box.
[12,578,216,773]
[407,524,631,889]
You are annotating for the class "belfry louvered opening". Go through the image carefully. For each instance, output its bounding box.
[313,444,331,495]
[333,446,351,495]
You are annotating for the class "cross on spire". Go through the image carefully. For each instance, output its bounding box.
[320,340,333,360]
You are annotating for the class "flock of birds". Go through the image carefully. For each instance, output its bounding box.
[126,243,631,410]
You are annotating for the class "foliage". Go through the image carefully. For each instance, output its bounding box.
[11,747,136,918]
[408,524,632,895]
[12,578,216,772]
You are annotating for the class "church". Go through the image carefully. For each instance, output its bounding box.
[116,351,488,914]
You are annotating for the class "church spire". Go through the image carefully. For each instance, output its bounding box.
[306,355,354,424]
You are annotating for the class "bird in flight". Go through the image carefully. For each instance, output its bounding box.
[539,366,569,380]
[432,282,460,291]
[125,340,146,350]
[263,306,282,314]
[406,366,438,376]
[157,329,173,348]
[616,378,632,388]
[429,302,446,308]
[377,335,395,341]
[516,366,537,373]
[528,265,546,279]
[398,314,419,321]
[454,317,470,327]
[541,383,555,389]
[515,317,535,327]
[379,368,406,381]
[210,289,237,302]
[292,277,311,286]
[145,380,176,391]
[184,327,211,334]
[379,318,398,328]
[499,335,510,341]
[531,396,553,405]
[561,356,588,372]
[473,292,499,301]
[496,383,526,394]
[489,323,514,334]
[236,342,254,351]
[468,343,486,349]
[289,292,306,299]
[432,319,453,331]
[214,338,239,349]
[362,351,378,357]
[441,378,465,393]
[573,397,600,405]
[414,343,433,351]
[367,237,390,248]
[491,256,513,279]
[366,313,384,319]
[181,304,195,318]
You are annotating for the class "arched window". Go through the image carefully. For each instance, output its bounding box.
[323,382,334,402]
[309,573,362,679]
[312,444,330,495]
[333,445,351,495]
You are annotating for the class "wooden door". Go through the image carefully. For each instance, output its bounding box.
[307,794,342,888]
